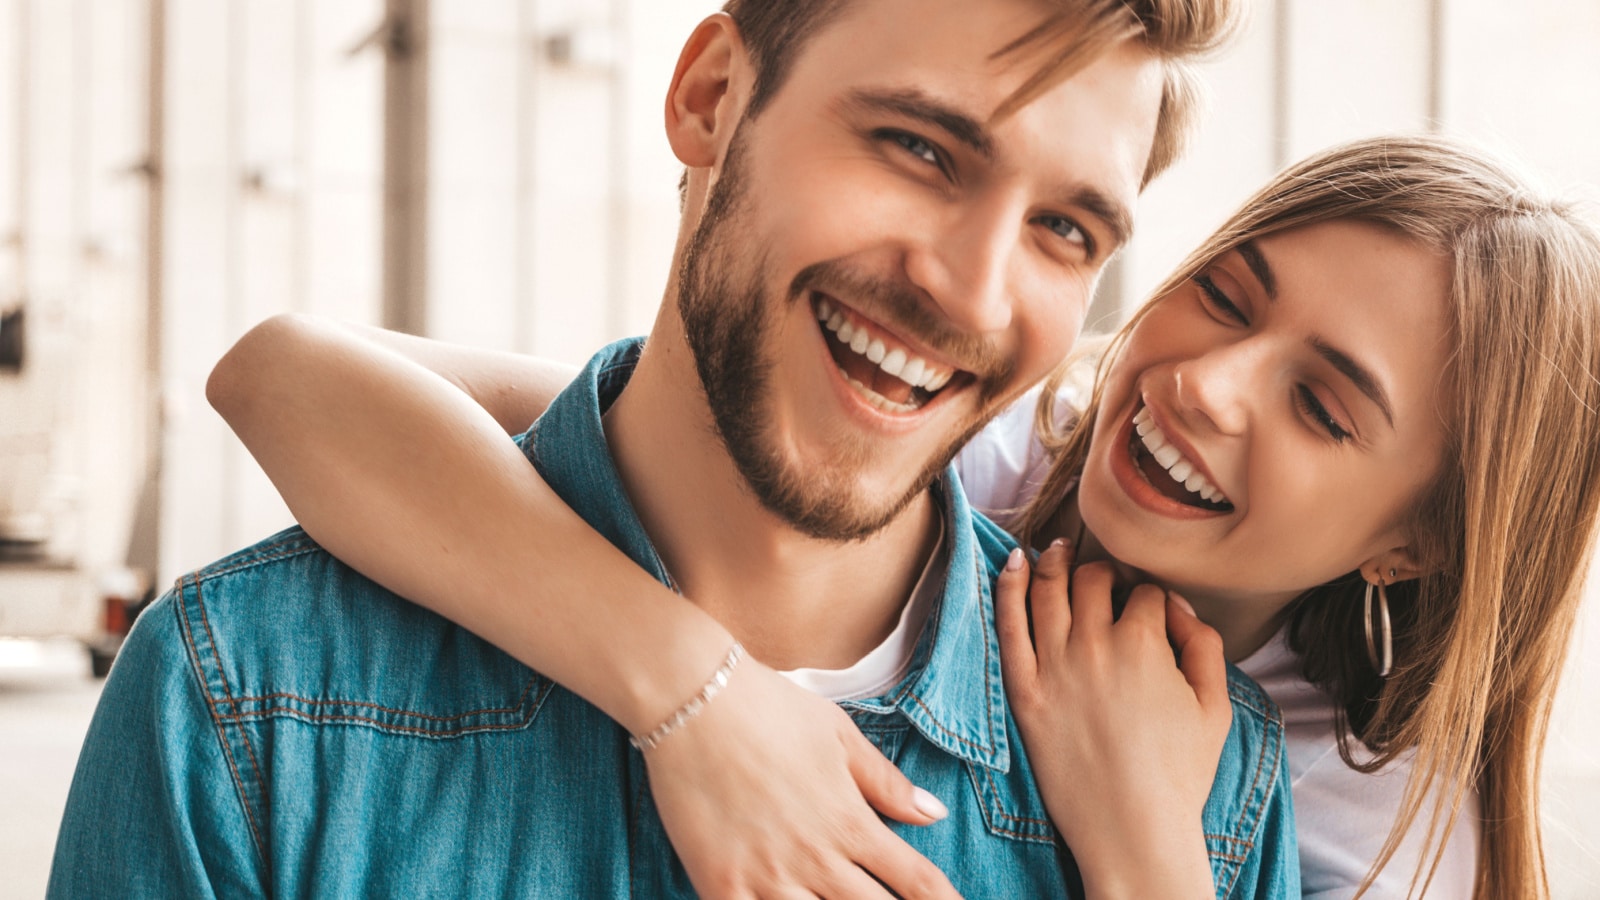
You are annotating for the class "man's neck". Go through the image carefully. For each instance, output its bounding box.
[601,331,942,672]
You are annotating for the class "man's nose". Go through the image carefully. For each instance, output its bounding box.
[903,200,1017,335]
[1172,340,1259,436]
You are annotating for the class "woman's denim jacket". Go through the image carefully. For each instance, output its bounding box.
[51,339,1299,898]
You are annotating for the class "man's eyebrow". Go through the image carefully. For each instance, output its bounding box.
[1068,188,1134,252]
[1238,241,1277,299]
[842,88,1133,252]
[843,88,995,160]
[1309,336,1395,427]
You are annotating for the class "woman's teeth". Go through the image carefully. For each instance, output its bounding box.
[817,298,954,393]
[1132,407,1230,506]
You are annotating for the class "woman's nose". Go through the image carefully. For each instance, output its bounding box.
[1172,342,1258,436]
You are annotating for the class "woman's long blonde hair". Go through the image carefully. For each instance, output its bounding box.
[1013,135,1600,899]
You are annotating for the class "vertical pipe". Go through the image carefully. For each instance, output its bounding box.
[1271,0,1293,169]
[219,0,243,546]
[513,0,537,353]
[292,0,310,313]
[1426,0,1447,128]
[604,0,630,340]
[381,0,429,335]
[15,0,31,299]
[144,0,168,581]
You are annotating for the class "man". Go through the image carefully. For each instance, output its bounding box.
[51,1,1296,896]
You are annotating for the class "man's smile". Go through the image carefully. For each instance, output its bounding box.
[811,293,965,415]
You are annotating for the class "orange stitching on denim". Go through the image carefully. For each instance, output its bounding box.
[210,682,553,738]
[194,536,324,583]
[897,557,1007,761]
[176,574,270,869]
[225,677,542,723]
[979,765,1052,828]
[1216,697,1283,896]
[194,576,273,834]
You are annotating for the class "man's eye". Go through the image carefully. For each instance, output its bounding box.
[888,131,941,167]
[1039,215,1090,250]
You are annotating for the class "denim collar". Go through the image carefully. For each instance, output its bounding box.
[527,338,1012,773]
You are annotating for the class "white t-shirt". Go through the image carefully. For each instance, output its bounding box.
[954,387,1483,897]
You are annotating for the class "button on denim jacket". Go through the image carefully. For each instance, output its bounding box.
[52,339,1299,898]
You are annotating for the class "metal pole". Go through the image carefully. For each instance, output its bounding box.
[380,0,429,335]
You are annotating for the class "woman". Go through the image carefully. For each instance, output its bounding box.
[209,135,1600,898]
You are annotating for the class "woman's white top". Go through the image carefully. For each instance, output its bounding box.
[955,388,1482,898]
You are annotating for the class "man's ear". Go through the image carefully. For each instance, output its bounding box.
[664,14,751,169]
[1361,545,1434,585]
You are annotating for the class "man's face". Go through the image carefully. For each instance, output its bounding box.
[679,0,1163,541]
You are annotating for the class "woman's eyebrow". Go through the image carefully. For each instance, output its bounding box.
[1238,240,1277,299]
[1309,335,1395,427]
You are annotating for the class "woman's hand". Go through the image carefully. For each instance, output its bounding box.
[640,658,963,899]
[994,543,1230,899]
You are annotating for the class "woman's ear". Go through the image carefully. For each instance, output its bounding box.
[664,14,751,169]
[1362,545,1433,585]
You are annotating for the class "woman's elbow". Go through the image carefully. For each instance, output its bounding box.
[206,312,322,419]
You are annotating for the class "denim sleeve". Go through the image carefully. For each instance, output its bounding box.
[1227,740,1302,900]
[47,592,265,898]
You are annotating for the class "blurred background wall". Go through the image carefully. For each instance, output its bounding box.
[1,0,1597,893]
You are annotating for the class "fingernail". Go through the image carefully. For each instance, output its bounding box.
[1169,591,1196,617]
[1049,537,1067,550]
[913,787,949,821]
[1005,548,1025,572]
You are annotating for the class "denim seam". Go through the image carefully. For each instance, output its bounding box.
[174,575,272,878]
[194,574,273,804]
[962,764,1053,845]
[207,681,551,738]
[896,557,1004,765]
[1213,694,1284,897]
[223,684,545,722]
[191,536,326,583]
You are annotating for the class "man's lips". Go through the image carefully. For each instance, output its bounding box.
[812,293,966,414]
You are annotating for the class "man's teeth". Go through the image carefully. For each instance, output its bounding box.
[1132,407,1229,505]
[816,298,954,392]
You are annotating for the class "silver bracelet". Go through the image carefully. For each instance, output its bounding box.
[629,642,746,751]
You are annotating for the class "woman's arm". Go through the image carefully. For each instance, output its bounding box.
[206,314,958,899]
[208,314,725,734]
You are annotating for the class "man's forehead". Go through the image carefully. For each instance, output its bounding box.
[778,2,1161,233]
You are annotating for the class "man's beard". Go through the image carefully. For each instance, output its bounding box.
[675,126,1012,543]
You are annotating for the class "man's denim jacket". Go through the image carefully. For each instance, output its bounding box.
[51,338,1300,898]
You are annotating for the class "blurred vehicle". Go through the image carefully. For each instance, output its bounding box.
[0,302,153,677]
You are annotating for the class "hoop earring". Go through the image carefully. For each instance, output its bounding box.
[1364,579,1393,678]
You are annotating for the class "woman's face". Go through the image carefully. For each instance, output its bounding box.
[1077,219,1454,610]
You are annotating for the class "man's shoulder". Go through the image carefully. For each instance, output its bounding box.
[1205,664,1298,898]
[159,526,549,739]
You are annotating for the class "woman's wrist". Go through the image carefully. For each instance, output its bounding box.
[599,599,741,738]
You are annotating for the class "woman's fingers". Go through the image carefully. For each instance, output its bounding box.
[994,548,1038,688]
[1166,593,1231,723]
[1068,560,1117,635]
[1118,582,1169,635]
[1028,540,1074,659]
[851,821,963,900]
[844,727,949,826]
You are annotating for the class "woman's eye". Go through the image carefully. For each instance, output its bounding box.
[1194,274,1247,325]
[1295,384,1352,443]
